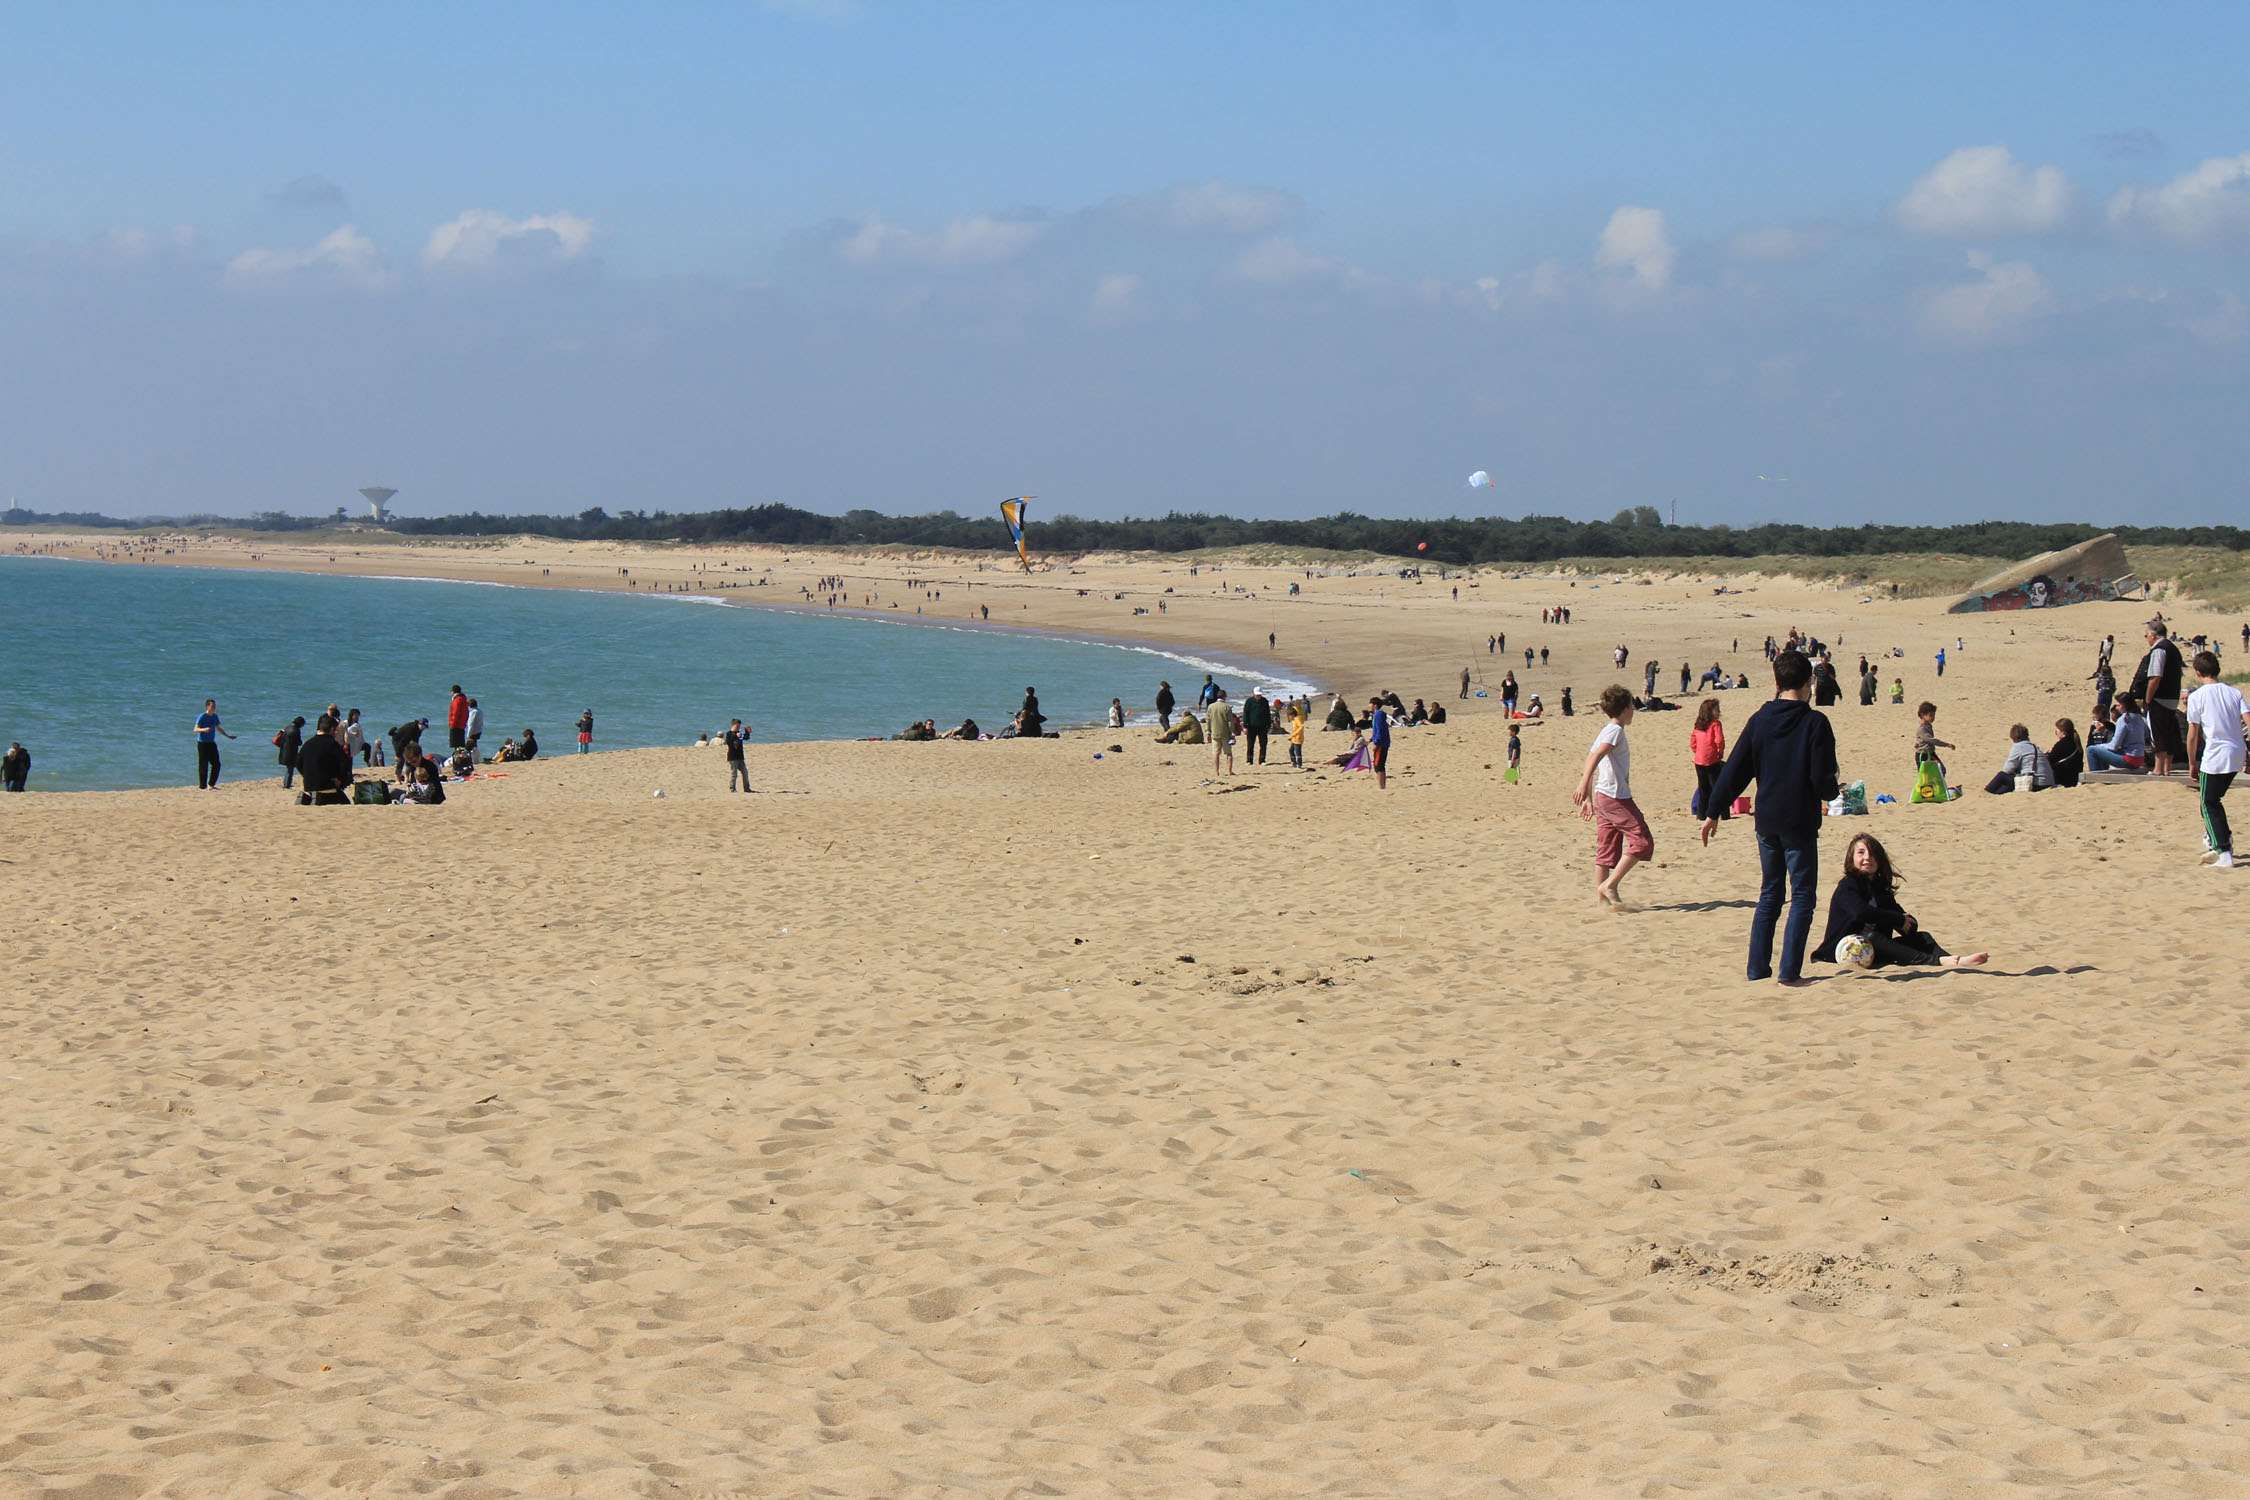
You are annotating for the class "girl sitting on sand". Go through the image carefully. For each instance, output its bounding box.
[1811,834,1986,970]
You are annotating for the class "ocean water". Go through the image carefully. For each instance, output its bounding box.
[0,557,1315,792]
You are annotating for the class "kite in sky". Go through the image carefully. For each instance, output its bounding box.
[1468,471,1494,489]
[999,496,1034,570]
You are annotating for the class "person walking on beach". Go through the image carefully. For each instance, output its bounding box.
[1461,666,1471,700]
[724,717,754,793]
[1241,688,1272,765]
[194,699,234,789]
[344,708,366,766]
[465,698,484,765]
[1155,681,1175,731]
[576,709,594,754]
[2,741,28,792]
[1690,699,1727,819]
[1198,674,1218,708]
[1934,646,1946,679]
[277,716,305,791]
[1573,685,1651,909]
[2186,651,2249,868]
[1701,650,1840,988]
[1287,700,1306,768]
[1206,689,1238,777]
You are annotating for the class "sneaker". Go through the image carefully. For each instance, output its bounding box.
[2218,853,2236,869]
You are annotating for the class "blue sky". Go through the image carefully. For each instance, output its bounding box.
[2,1,2246,525]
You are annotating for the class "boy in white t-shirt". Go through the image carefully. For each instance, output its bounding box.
[2185,651,2250,868]
[1571,684,1651,908]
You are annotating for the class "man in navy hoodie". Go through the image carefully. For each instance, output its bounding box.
[1701,650,1840,987]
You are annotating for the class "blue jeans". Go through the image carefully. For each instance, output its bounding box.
[2086,744,2142,773]
[1750,833,1820,982]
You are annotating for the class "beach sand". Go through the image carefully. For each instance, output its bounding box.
[4,537,2248,1497]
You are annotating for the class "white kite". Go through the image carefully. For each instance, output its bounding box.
[1467,471,1494,489]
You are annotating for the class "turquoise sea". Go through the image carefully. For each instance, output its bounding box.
[0,557,1315,792]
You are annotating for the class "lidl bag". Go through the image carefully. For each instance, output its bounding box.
[1910,760,1946,805]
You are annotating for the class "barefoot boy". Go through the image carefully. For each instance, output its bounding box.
[1572,685,1651,907]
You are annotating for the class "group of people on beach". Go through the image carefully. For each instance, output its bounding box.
[1569,614,2250,982]
[171,685,580,805]
[1572,649,1990,982]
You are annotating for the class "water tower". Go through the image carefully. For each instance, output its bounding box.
[360,487,397,522]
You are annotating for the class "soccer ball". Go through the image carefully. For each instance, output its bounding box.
[1835,933,1876,970]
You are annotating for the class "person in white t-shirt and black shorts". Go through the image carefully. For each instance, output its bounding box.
[2185,650,2250,869]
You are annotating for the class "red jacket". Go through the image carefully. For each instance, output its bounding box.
[1690,721,1726,767]
[448,693,469,730]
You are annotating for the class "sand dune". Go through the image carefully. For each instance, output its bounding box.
[4,552,2248,1496]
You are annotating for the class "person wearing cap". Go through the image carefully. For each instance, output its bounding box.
[2129,618,2187,776]
[1241,687,1272,764]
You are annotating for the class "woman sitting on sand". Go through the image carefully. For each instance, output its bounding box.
[1323,697,1354,732]
[2049,718,2084,789]
[944,718,982,741]
[1983,724,2056,794]
[1812,833,1987,970]
[2086,696,2149,773]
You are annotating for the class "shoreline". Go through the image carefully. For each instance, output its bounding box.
[0,550,1331,794]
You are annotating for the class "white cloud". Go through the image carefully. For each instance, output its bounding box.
[1099,181,1302,236]
[1090,273,1140,322]
[1594,205,1675,290]
[1917,251,2053,342]
[2107,152,2250,244]
[1728,223,1837,264]
[1233,237,1368,287]
[1896,146,2072,236]
[1473,260,1575,311]
[228,225,391,286]
[422,210,595,269]
[831,212,1046,267]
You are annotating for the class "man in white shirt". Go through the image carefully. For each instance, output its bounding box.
[2185,651,2250,868]
[464,698,485,766]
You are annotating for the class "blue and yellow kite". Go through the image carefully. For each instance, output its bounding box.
[999,496,1034,570]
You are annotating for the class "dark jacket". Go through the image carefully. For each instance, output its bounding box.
[1155,685,1175,715]
[1812,873,1906,964]
[1241,694,1272,731]
[2049,733,2084,788]
[519,731,539,759]
[278,724,303,766]
[298,733,354,797]
[1707,697,1840,844]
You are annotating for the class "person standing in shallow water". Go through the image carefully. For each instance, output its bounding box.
[194,698,235,788]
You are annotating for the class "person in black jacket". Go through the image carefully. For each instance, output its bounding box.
[2048,718,2084,789]
[298,715,356,805]
[1812,834,1986,969]
[1241,690,1272,764]
[1155,681,1176,731]
[277,717,305,790]
[1701,650,1840,987]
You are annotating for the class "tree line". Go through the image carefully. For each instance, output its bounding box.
[6,502,2244,568]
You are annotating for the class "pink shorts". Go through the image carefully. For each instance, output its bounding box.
[1594,793,1653,869]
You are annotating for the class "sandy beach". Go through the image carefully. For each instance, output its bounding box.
[5,536,2248,1497]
